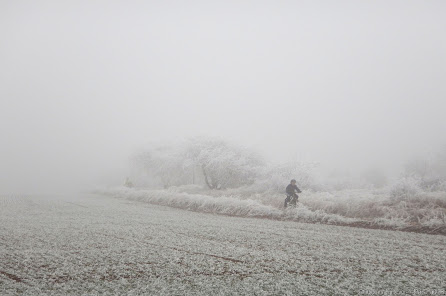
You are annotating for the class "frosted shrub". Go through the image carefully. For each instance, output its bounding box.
[97,185,446,233]
[390,177,421,200]
[439,180,446,191]
[256,161,319,192]
[420,177,446,192]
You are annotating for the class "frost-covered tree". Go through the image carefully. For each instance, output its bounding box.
[130,138,320,191]
[131,138,266,189]
[403,147,446,191]
[130,143,192,188]
[404,157,432,180]
[432,145,446,180]
[185,138,265,189]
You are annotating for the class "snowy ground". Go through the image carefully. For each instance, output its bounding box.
[1,194,445,295]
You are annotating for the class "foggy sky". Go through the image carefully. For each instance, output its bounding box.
[1,1,445,194]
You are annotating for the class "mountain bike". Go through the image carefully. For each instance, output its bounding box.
[284,194,299,208]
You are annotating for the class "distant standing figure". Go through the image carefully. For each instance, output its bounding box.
[284,179,301,208]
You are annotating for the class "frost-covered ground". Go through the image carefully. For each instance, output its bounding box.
[1,194,445,295]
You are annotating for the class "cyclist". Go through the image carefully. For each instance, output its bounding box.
[284,179,302,208]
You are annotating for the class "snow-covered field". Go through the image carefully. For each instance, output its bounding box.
[1,193,445,295]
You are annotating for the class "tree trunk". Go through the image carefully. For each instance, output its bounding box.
[202,165,214,189]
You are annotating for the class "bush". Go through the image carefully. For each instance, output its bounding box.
[390,177,421,200]
[254,161,319,192]
[420,177,446,192]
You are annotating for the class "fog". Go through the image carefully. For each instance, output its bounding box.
[1,1,445,194]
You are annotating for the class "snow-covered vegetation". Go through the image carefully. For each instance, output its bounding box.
[120,138,446,234]
[1,194,445,295]
[98,185,446,234]
[97,186,358,226]
[121,139,446,234]
[131,138,266,190]
[130,138,322,191]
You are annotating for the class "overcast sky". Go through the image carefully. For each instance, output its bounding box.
[1,1,445,193]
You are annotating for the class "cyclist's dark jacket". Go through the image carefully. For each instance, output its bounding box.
[286,184,301,196]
